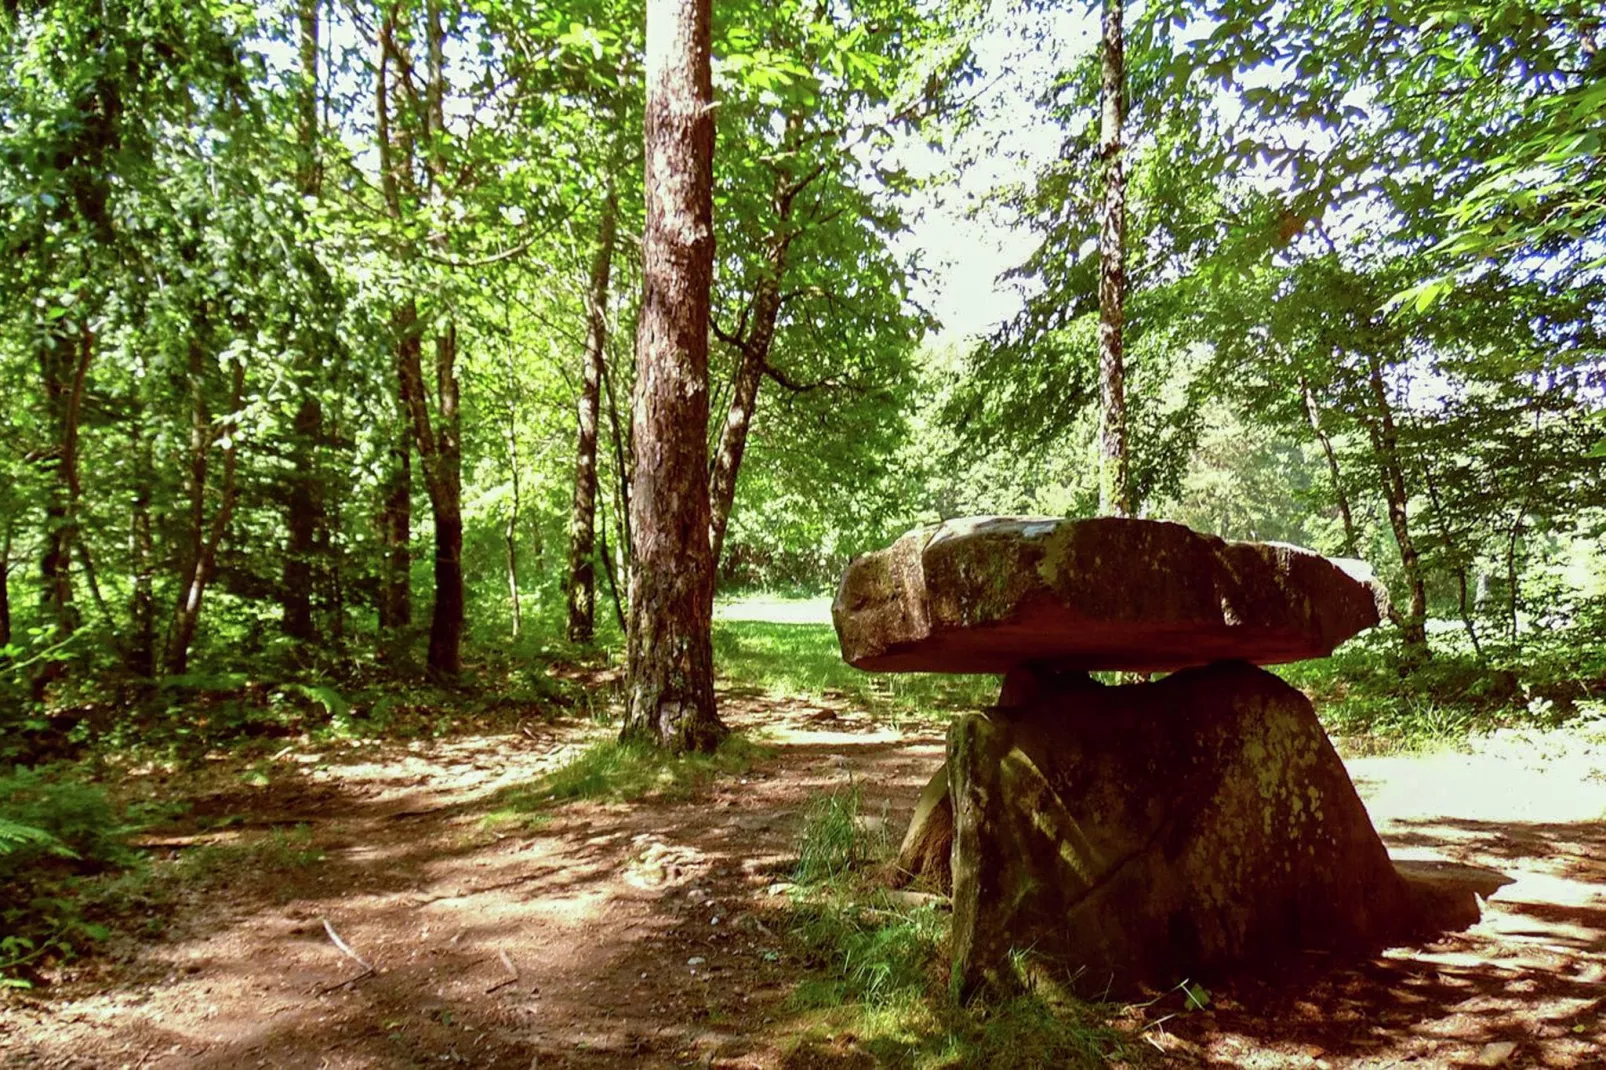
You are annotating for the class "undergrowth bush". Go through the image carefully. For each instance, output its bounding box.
[0,766,144,985]
[1279,625,1606,751]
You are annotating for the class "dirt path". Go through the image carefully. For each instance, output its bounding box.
[2,698,1603,1069]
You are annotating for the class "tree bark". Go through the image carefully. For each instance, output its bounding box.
[165,356,245,676]
[128,391,156,678]
[283,0,324,646]
[283,392,323,644]
[1419,454,1483,661]
[1300,372,1359,557]
[504,345,524,641]
[1,521,12,656]
[378,374,412,637]
[622,0,726,752]
[374,26,413,647]
[1362,352,1430,665]
[567,176,619,643]
[1096,0,1132,518]
[599,514,628,635]
[602,334,634,559]
[393,0,466,679]
[708,330,767,569]
[1504,512,1524,644]
[32,319,92,699]
[397,319,463,678]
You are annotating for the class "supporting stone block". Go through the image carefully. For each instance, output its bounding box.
[949,662,1415,999]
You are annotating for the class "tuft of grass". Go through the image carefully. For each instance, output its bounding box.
[780,788,1133,1068]
[178,824,326,878]
[486,733,768,825]
[793,788,883,885]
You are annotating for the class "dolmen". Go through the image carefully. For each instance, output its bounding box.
[832,516,1509,999]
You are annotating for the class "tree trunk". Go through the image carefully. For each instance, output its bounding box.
[283,0,325,646]
[327,482,347,643]
[1362,353,1430,665]
[128,400,156,678]
[567,177,618,643]
[387,1,466,679]
[622,0,726,752]
[599,514,628,635]
[602,335,634,559]
[427,318,464,678]
[1419,455,1482,661]
[165,357,245,676]
[707,112,811,568]
[428,493,464,676]
[505,508,521,640]
[378,391,412,637]
[504,347,524,641]
[374,12,414,652]
[708,333,766,568]
[283,393,323,644]
[1,521,12,656]
[1096,0,1132,518]
[1505,514,1523,644]
[1300,373,1359,557]
[32,320,92,699]
[397,317,463,678]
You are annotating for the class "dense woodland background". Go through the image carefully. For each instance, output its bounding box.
[1,0,1603,990]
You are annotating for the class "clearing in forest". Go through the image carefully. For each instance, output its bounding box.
[3,615,1603,1069]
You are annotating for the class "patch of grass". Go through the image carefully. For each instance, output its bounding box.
[174,824,327,879]
[485,732,769,825]
[1275,629,1601,753]
[793,789,882,885]
[780,788,1134,1068]
[713,619,997,719]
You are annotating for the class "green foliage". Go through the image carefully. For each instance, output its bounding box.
[1280,617,1606,752]
[0,767,138,877]
[0,818,72,859]
[0,766,142,983]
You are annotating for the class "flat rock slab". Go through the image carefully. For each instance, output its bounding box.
[950,662,1417,999]
[834,516,1388,674]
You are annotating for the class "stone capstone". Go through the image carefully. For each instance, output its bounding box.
[833,516,1389,674]
[948,661,1415,999]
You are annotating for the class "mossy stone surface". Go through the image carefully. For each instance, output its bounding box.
[833,517,1388,674]
[948,662,1414,999]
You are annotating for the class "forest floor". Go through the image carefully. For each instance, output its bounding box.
[2,654,1605,1068]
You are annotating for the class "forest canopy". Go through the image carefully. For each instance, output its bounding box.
[0,0,1601,737]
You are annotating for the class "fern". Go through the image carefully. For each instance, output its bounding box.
[280,682,350,719]
[0,818,75,859]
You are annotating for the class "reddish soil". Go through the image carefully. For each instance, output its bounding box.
[1,694,1602,1069]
